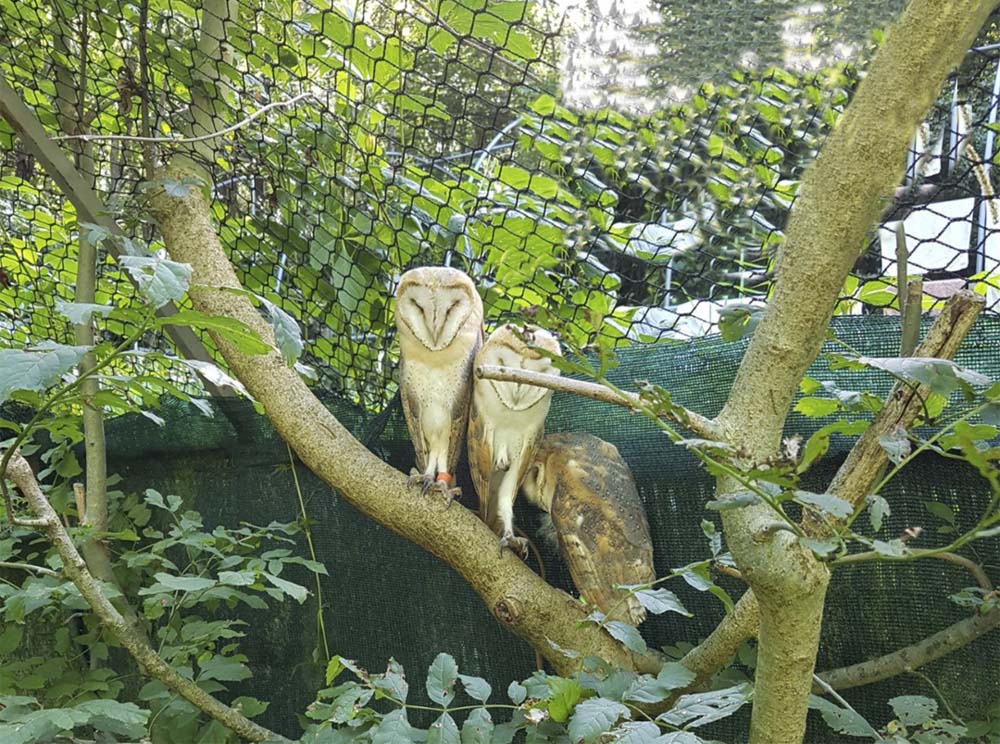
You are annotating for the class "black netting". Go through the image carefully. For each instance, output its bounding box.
[2,2,999,411]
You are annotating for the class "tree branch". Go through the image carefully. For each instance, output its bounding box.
[474,364,721,440]
[816,608,1000,691]
[147,160,658,676]
[668,289,988,703]
[821,290,984,519]
[834,550,994,592]
[2,451,285,743]
[0,560,59,577]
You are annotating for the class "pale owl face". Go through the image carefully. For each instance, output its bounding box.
[395,268,480,352]
[479,325,561,411]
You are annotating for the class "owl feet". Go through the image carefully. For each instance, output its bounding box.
[499,532,529,559]
[407,469,461,505]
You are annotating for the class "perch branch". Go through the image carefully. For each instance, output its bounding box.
[834,550,994,592]
[816,607,1000,691]
[475,365,722,441]
[148,160,659,677]
[1,451,285,743]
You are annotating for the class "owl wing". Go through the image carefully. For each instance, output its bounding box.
[551,459,655,625]
[398,356,427,473]
[467,401,496,526]
[446,334,481,475]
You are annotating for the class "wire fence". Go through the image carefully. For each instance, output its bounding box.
[1,1,999,410]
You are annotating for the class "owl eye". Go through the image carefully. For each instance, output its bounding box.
[409,298,427,314]
[446,299,460,314]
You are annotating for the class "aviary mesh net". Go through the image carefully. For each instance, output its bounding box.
[2,1,999,411]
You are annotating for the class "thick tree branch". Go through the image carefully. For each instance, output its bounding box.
[2,451,284,743]
[695,1,997,735]
[822,290,985,517]
[475,364,721,440]
[670,289,988,702]
[147,161,658,676]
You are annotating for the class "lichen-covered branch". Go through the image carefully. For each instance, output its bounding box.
[475,364,721,440]
[2,451,285,743]
[704,2,997,739]
[667,290,988,707]
[147,163,659,676]
[821,290,985,517]
[816,608,1000,690]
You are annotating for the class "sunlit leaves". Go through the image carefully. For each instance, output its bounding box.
[0,343,90,404]
[118,253,192,309]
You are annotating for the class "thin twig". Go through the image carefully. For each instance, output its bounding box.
[2,450,286,742]
[835,550,994,591]
[475,364,721,440]
[0,560,59,577]
[52,92,311,144]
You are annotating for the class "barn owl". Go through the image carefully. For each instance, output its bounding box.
[468,324,561,556]
[395,266,483,499]
[521,433,655,625]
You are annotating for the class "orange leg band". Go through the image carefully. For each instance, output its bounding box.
[436,472,453,485]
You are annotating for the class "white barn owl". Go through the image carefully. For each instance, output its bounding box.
[521,433,655,625]
[395,266,483,499]
[468,324,561,555]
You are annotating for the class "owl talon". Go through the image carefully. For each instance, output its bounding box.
[499,533,529,560]
[408,469,436,493]
[430,478,461,505]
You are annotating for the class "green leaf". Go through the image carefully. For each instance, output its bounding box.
[0,344,90,404]
[325,657,344,686]
[547,678,584,722]
[873,539,907,557]
[604,621,646,654]
[890,695,938,726]
[857,356,991,395]
[373,709,423,744]
[459,674,491,702]
[460,707,493,744]
[794,397,840,418]
[72,700,149,738]
[799,538,839,559]
[119,253,192,309]
[218,570,256,586]
[798,420,868,473]
[263,572,308,602]
[924,501,957,526]
[374,658,409,703]
[150,573,216,592]
[567,698,629,743]
[630,588,691,617]
[658,683,751,728]
[868,495,890,532]
[507,681,527,705]
[257,296,304,365]
[428,713,460,744]
[54,300,114,324]
[794,491,853,520]
[198,655,252,682]
[609,722,662,744]
[182,360,254,399]
[0,625,23,655]
[808,695,879,737]
[158,311,271,355]
[427,653,459,706]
